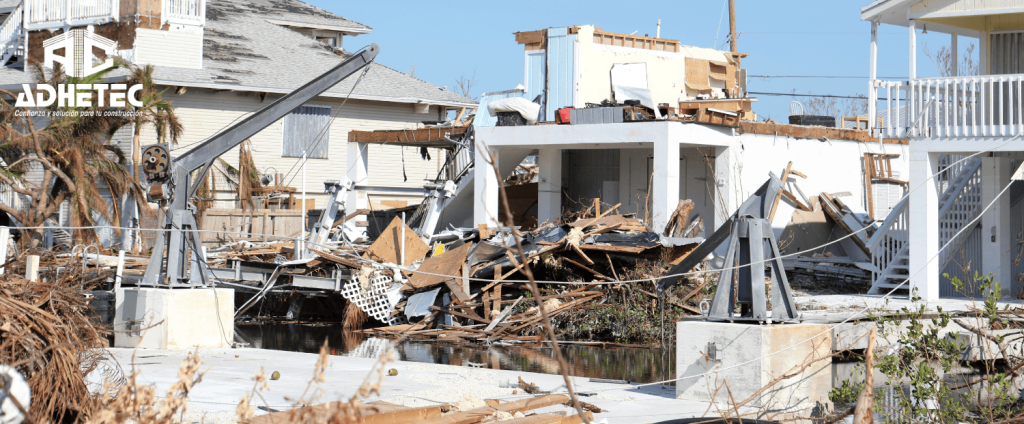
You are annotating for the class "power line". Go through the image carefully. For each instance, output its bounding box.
[748,91,868,100]
[750,75,908,79]
[742,31,903,35]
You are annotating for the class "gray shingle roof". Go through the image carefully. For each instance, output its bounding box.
[209,0,371,33]
[0,0,477,107]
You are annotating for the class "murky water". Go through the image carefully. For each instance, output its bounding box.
[235,323,675,384]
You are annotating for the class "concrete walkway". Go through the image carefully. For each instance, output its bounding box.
[107,346,747,424]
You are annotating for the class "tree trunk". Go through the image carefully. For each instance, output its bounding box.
[132,130,142,183]
[853,327,877,424]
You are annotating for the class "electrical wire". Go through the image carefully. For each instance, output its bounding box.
[750,75,908,79]
[748,92,870,100]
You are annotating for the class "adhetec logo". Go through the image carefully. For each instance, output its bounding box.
[15,28,142,108]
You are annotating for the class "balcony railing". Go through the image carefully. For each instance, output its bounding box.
[24,0,119,30]
[162,0,204,26]
[871,74,1024,139]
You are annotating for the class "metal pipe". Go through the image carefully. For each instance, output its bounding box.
[400,212,406,265]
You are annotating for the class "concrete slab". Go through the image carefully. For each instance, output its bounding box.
[114,288,234,349]
[105,346,757,423]
[676,322,832,418]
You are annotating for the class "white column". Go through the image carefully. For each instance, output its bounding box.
[980,31,989,75]
[346,142,369,218]
[909,150,940,301]
[869,21,878,131]
[651,139,680,233]
[537,148,562,225]
[713,146,733,232]
[474,144,500,229]
[951,32,958,77]
[981,157,1013,297]
[909,20,917,80]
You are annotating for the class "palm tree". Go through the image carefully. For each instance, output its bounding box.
[126,64,183,183]
[0,61,150,248]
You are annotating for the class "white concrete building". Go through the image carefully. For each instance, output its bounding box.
[863,0,1024,300]
[473,26,913,264]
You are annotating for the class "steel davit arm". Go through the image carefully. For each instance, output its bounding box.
[173,44,378,195]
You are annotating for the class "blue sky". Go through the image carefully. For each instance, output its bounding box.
[309,0,977,120]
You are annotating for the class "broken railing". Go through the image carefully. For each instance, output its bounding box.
[871,74,1024,139]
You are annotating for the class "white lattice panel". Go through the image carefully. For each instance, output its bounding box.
[339,267,405,325]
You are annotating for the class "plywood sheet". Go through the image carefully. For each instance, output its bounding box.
[684,58,712,91]
[366,217,430,266]
[405,242,473,291]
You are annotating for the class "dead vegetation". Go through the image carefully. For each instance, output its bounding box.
[0,254,109,423]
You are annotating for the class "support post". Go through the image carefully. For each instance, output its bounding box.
[909,150,940,300]
[868,20,878,133]
[909,20,917,81]
[537,148,562,225]
[713,147,732,232]
[474,144,500,229]
[346,141,369,234]
[0,226,8,276]
[951,32,958,77]
[980,30,989,75]
[26,255,38,282]
[114,250,125,292]
[652,139,681,233]
[981,157,1012,297]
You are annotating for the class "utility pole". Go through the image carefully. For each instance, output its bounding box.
[729,0,739,65]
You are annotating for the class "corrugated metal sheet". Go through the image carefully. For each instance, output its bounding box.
[525,50,545,106]
[561,149,619,209]
[283,105,330,158]
[940,223,983,298]
[475,89,525,127]
[546,27,576,122]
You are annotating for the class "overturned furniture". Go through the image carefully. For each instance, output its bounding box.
[658,175,799,323]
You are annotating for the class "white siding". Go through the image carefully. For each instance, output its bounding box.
[135,28,203,70]
[146,89,445,208]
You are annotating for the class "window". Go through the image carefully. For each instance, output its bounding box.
[283,105,330,158]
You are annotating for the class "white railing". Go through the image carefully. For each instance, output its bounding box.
[0,3,25,65]
[936,156,983,268]
[162,0,204,26]
[24,0,118,30]
[872,75,1024,139]
[867,155,983,290]
[867,194,909,286]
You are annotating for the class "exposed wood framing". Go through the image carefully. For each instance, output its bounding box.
[739,121,908,145]
[347,125,469,147]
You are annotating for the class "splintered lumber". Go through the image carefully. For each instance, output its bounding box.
[768,161,794,221]
[309,248,364,269]
[247,401,445,424]
[818,193,871,257]
[405,242,474,291]
[418,394,570,424]
[367,217,431,266]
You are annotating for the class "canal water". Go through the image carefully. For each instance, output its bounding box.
[235,323,675,384]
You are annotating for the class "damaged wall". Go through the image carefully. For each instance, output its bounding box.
[143,89,447,209]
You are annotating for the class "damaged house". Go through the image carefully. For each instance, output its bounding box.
[0,0,476,247]
[864,0,1024,300]
[470,25,913,274]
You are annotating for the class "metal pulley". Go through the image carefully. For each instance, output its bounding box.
[141,144,170,181]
